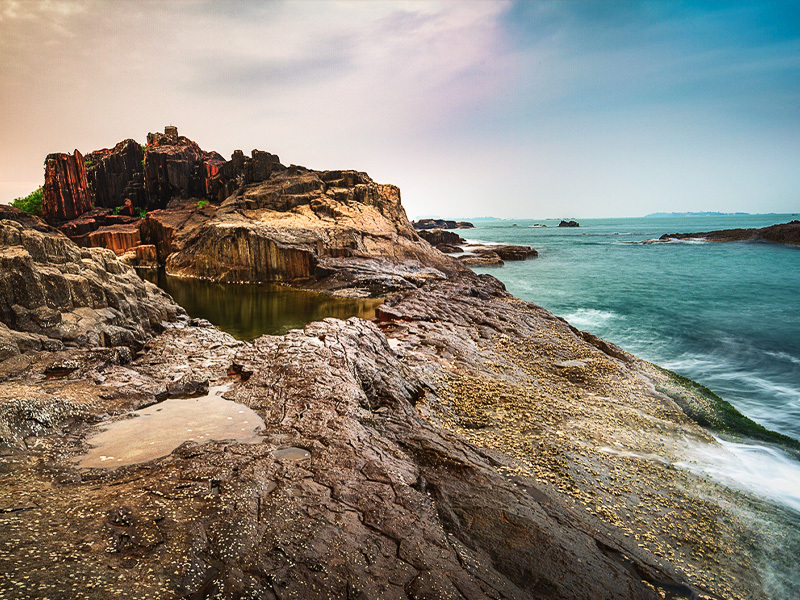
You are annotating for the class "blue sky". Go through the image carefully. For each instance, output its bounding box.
[1,0,798,218]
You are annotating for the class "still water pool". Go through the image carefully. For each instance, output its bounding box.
[141,270,383,340]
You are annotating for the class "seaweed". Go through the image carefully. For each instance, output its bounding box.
[654,365,800,455]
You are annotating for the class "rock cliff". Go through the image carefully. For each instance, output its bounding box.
[38,128,462,294]
[42,150,92,221]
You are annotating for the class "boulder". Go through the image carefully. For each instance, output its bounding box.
[42,150,92,221]
[559,220,580,227]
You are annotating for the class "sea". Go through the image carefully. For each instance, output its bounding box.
[466,214,800,516]
[464,214,800,596]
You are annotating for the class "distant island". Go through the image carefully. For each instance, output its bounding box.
[645,211,752,218]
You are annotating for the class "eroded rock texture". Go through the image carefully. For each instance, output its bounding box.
[86,139,146,209]
[0,212,181,359]
[164,167,462,291]
[42,150,92,221]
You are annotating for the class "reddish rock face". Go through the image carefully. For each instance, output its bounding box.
[86,139,146,209]
[79,224,142,255]
[42,150,92,221]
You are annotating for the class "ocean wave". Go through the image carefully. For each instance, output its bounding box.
[675,437,800,515]
[562,308,620,330]
[764,350,800,367]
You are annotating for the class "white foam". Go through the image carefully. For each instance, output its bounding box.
[562,308,619,330]
[675,437,800,515]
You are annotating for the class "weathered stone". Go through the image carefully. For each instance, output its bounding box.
[119,244,158,269]
[85,139,146,209]
[42,150,92,221]
[77,224,142,255]
[0,219,181,355]
[559,219,580,227]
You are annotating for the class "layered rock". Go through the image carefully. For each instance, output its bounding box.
[85,139,146,209]
[42,150,92,221]
[0,210,182,358]
[165,167,464,292]
[660,220,800,245]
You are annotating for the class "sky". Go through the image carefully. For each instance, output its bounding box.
[1,0,799,219]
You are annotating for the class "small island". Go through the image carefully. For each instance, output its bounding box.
[660,220,800,245]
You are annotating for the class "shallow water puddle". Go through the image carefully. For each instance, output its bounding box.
[75,384,264,468]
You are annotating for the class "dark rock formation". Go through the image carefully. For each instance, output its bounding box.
[42,150,92,221]
[85,139,146,209]
[458,244,538,266]
[417,229,464,246]
[414,218,474,229]
[0,217,181,357]
[559,220,580,228]
[660,220,800,245]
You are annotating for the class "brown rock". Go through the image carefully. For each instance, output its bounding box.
[119,244,158,269]
[79,224,142,255]
[42,150,92,221]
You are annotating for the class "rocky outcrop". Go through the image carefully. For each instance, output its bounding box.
[164,167,464,292]
[660,220,800,245]
[414,218,474,229]
[42,150,92,221]
[85,139,146,209]
[559,220,580,227]
[0,259,789,598]
[417,229,464,246]
[0,212,182,357]
[458,244,539,266]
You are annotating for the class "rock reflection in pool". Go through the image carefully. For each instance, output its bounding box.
[76,384,264,468]
[140,269,383,340]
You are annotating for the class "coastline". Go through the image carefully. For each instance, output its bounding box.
[2,137,798,598]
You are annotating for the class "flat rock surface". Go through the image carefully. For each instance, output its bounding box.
[2,264,796,598]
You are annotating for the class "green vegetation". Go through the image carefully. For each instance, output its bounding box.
[111,206,122,215]
[654,365,800,454]
[140,158,145,169]
[10,187,43,216]
[135,207,147,219]
[197,199,210,209]
[84,158,95,168]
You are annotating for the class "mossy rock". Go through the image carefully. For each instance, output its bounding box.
[654,365,800,456]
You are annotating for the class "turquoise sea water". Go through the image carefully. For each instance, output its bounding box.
[467,214,800,442]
